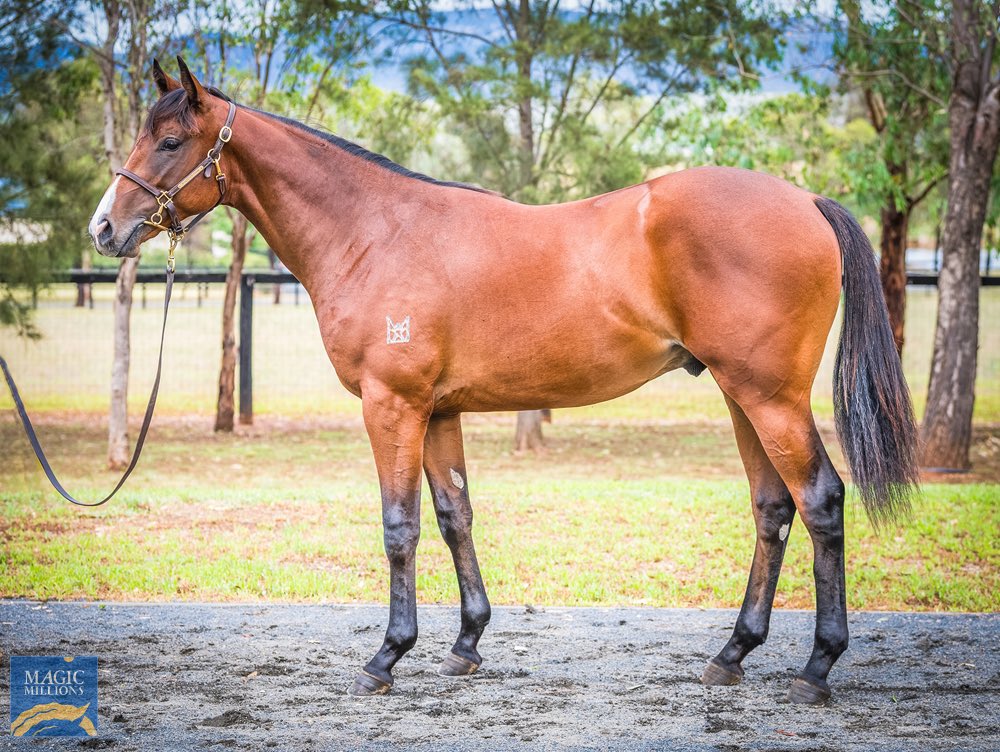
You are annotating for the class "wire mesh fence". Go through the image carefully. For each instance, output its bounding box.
[1,277,999,425]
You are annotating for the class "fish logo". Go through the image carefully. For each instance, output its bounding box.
[11,702,96,737]
[9,656,98,737]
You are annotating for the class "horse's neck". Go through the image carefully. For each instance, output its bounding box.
[224,109,397,286]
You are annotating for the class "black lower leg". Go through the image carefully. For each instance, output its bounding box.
[351,500,420,694]
[791,461,848,703]
[706,486,795,682]
[423,414,491,676]
[430,478,491,669]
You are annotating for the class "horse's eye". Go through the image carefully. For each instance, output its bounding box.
[160,137,182,152]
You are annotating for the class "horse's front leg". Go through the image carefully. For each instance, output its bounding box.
[423,413,491,676]
[348,386,429,697]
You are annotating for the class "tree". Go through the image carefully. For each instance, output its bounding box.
[83,0,167,468]
[666,91,878,199]
[830,0,950,354]
[0,2,103,337]
[192,0,366,432]
[921,0,1000,470]
[386,0,788,447]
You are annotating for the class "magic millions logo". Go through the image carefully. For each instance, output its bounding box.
[9,656,98,737]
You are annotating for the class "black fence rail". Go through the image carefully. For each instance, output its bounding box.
[58,269,301,423]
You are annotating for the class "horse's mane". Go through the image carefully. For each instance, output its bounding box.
[145,87,496,196]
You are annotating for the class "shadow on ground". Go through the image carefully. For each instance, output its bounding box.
[1,603,997,751]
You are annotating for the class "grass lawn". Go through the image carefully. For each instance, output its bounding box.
[1,414,997,611]
[1,284,997,610]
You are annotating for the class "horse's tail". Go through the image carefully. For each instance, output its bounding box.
[813,196,919,528]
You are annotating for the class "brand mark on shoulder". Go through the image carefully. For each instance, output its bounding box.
[386,316,410,344]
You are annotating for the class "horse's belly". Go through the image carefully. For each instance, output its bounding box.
[435,316,692,413]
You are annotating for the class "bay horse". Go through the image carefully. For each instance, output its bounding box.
[89,58,918,704]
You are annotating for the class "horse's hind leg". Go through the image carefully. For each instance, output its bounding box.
[702,395,796,686]
[732,396,848,704]
[423,413,492,676]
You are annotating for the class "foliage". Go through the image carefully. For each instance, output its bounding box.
[665,92,880,212]
[0,3,104,337]
[820,0,951,237]
[384,0,791,202]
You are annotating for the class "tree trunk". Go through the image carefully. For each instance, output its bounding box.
[879,194,909,354]
[515,0,534,192]
[514,409,547,452]
[215,213,250,432]
[268,248,280,304]
[511,0,542,447]
[107,256,139,468]
[921,0,1000,470]
[76,246,92,308]
[98,0,135,470]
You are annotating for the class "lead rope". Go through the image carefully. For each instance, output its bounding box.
[0,245,176,507]
[3,99,236,507]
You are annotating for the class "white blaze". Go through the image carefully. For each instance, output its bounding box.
[88,177,120,239]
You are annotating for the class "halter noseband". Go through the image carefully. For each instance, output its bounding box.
[115,100,237,270]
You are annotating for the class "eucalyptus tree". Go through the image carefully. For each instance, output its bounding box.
[62,0,179,469]
[829,0,950,354]
[2,0,172,470]
[666,91,879,203]
[0,1,104,337]
[922,0,1000,470]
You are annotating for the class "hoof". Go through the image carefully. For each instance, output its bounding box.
[347,671,392,697]
[701,658,744,686]
[788,676,831,705]
[438,652,480,677]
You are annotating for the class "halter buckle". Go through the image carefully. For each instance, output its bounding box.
[219,125,233,143]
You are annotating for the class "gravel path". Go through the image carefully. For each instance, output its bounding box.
[1,602,996,751]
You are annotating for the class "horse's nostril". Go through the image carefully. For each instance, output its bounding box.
[96,218,112,244]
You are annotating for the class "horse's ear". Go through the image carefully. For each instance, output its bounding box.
[151,58,181,96]
[176,55,204,109]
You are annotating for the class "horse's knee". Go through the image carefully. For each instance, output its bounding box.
[752,484,795,540]
[434,495,472,546]
[382,510,420,564]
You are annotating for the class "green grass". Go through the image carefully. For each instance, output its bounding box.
[1,285,999,422]
[1,415,997,610]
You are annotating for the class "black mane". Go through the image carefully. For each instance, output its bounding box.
[145,87,494,196]
[259,110,494,195]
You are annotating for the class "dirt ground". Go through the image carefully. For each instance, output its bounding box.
[1,602,996,751]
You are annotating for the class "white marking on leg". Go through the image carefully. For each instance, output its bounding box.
[778,523,790,541]
[450,468,465,490]
[89,177,120,238]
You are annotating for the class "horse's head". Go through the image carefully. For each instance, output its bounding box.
[89,57,235,258]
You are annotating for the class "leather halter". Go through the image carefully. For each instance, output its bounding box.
[115,100,237,270]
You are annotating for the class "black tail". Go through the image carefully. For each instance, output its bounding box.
[814,196,919,528]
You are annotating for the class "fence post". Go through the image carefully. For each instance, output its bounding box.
[239,273,254,425]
